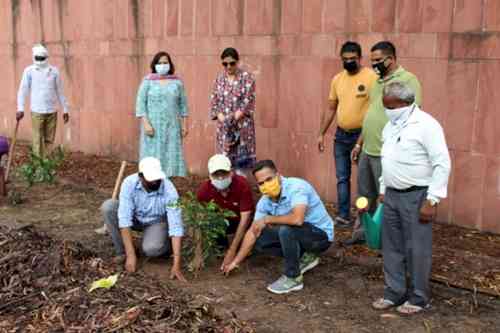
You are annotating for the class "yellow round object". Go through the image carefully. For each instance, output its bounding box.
[356,196,369,209]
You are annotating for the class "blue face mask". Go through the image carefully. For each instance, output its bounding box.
[211,177,232,191]
[155,63,170,75]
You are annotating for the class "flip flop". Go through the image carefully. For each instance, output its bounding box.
[372,298,395,310]
[396,301,430,315]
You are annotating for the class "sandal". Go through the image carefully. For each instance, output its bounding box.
[334,216,352,228]
[396,301,430,315]
[372,298,395,310]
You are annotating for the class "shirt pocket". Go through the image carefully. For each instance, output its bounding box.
[395,135,421,163]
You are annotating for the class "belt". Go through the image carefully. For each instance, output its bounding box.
[389,185,428,193]
[337,127,362,134]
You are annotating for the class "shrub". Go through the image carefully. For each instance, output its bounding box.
[18,147,65,186]
[175,192,236,275]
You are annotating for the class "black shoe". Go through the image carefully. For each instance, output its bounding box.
[342,238,366,246]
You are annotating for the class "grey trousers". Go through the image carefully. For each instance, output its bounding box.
[357,152,382,214]
[382,187,432,307]
[352,152,382,240]
[101,199,171,257]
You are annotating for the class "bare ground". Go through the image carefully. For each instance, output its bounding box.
[1,147,500,332]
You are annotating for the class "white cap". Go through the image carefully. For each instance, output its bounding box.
[208,154,231,174]
[139,157,166,181]
[32,44,48,57]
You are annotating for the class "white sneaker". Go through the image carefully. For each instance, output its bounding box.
[94,225,108,235]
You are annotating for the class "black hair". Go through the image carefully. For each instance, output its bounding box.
[220,47,240,61]
[371,41,397,58]
[150,51,175,74]
[340,41,362,57]
[252,159,277,175]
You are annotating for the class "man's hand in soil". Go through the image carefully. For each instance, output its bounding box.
[420,200,437,224]
[125,254,137,273]
[223,260,239,276]
[220,248,236,272]
[170,263,187,282]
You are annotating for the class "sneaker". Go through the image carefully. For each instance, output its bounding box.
[299,252,319,274]
[267,275,304,294]
[334,216,353,228]
[94,225,108,235]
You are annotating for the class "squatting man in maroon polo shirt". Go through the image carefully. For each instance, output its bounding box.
[197,154,254,272]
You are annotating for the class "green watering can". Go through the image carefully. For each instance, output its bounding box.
[356,197,383,250]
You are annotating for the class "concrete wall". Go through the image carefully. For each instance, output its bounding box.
[0,0,499,233]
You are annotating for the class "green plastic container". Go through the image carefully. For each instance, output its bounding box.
[361,203,384,250]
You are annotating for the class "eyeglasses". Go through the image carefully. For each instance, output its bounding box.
[222,61,237,67]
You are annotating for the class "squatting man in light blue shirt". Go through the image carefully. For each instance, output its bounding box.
[101,157,187,282]
[223,159,334,294]
[16,44,70,158]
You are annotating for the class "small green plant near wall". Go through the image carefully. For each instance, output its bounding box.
[174,192,235,276]
[18,147,65,186]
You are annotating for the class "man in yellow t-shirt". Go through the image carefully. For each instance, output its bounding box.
[318,41,378,227]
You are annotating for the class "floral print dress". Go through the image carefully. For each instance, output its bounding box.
[209,69,256,169]
[136,75,188,177]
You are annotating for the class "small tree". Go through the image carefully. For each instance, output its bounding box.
[176,192,236,275]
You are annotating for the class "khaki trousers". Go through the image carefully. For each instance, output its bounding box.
[31,112,57,158]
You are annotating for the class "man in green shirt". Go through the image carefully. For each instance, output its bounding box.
[346,41,422,246]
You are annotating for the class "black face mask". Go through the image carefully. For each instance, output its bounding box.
[372,58,390,77]
[34,55,47,62]
[343,60,359,74]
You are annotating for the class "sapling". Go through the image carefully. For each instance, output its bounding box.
[175,192,236,275]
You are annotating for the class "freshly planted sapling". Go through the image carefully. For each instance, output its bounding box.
[174,192,235,275]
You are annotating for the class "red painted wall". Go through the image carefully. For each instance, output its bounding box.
[0,0,499,233]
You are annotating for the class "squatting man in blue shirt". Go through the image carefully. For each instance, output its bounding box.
[101,157,186,282]
[224,160,334,294]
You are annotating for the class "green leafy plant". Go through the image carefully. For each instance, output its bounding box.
[18,146,65,186]
[175,192,236,275]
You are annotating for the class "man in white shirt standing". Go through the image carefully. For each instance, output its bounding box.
[17,44,69,158]
[372,81,451,315]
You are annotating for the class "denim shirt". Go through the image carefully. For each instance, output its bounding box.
[254,177,334,241]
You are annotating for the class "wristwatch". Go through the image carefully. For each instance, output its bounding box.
[428,198,438,206]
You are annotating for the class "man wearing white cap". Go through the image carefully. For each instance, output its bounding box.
[197,154,254,271]
[101,157,186,281]
[17,43,70,158]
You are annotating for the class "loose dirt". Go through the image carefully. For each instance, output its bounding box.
[1,145,499,332]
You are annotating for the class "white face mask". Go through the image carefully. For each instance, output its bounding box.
[155,63,170,75]
[384,104,413,124]
[210,176,232,191]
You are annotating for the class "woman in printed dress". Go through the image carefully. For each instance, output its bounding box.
[210,47,256,177]
[136,51,189,177]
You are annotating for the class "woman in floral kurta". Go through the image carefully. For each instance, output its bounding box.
[136,52,189,177]
[210,48,256,172]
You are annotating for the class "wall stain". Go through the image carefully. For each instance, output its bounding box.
[56,0,71,79]
[36,0,45,43]
[130,0,140,38]
[11,0,20,60]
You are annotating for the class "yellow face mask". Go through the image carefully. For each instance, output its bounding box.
[259,176,281,198]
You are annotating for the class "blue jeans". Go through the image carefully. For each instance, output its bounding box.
[334,127,361,220]
[254,223,332,278]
